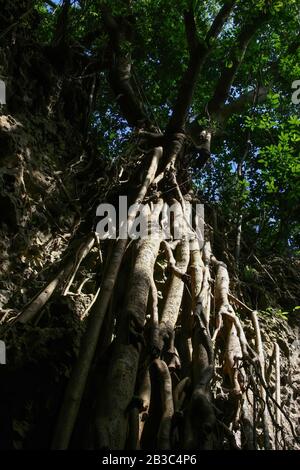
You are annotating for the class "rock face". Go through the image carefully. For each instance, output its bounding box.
[287,337,300,445]
[253,313,300,449]
[0,21,103,321]
[0,14,103,449]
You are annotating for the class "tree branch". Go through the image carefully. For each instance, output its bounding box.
[101,5,150,128]
[187,30,299,136]
[205,0,236,44]
[207,13,269,116]
[186,12,270,151]
[52,0,71,48]
[184,8,198,54]
[166,0,235,134]
[45,0,57,9]
[215,86,268,124]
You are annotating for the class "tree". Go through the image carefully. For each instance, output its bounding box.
[0,0,299,451]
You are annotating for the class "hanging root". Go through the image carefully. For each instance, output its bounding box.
[183,367,216,450]
[62,234,98,296]
[42,153,293,451]
[137,368,151,448]
[51,147,163,450]
[154,359,174,450]
[250,310,271,448]
[149,274,160,357]
[15,233,95,324]
[274,343,281,428]
[159,203,190,367]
